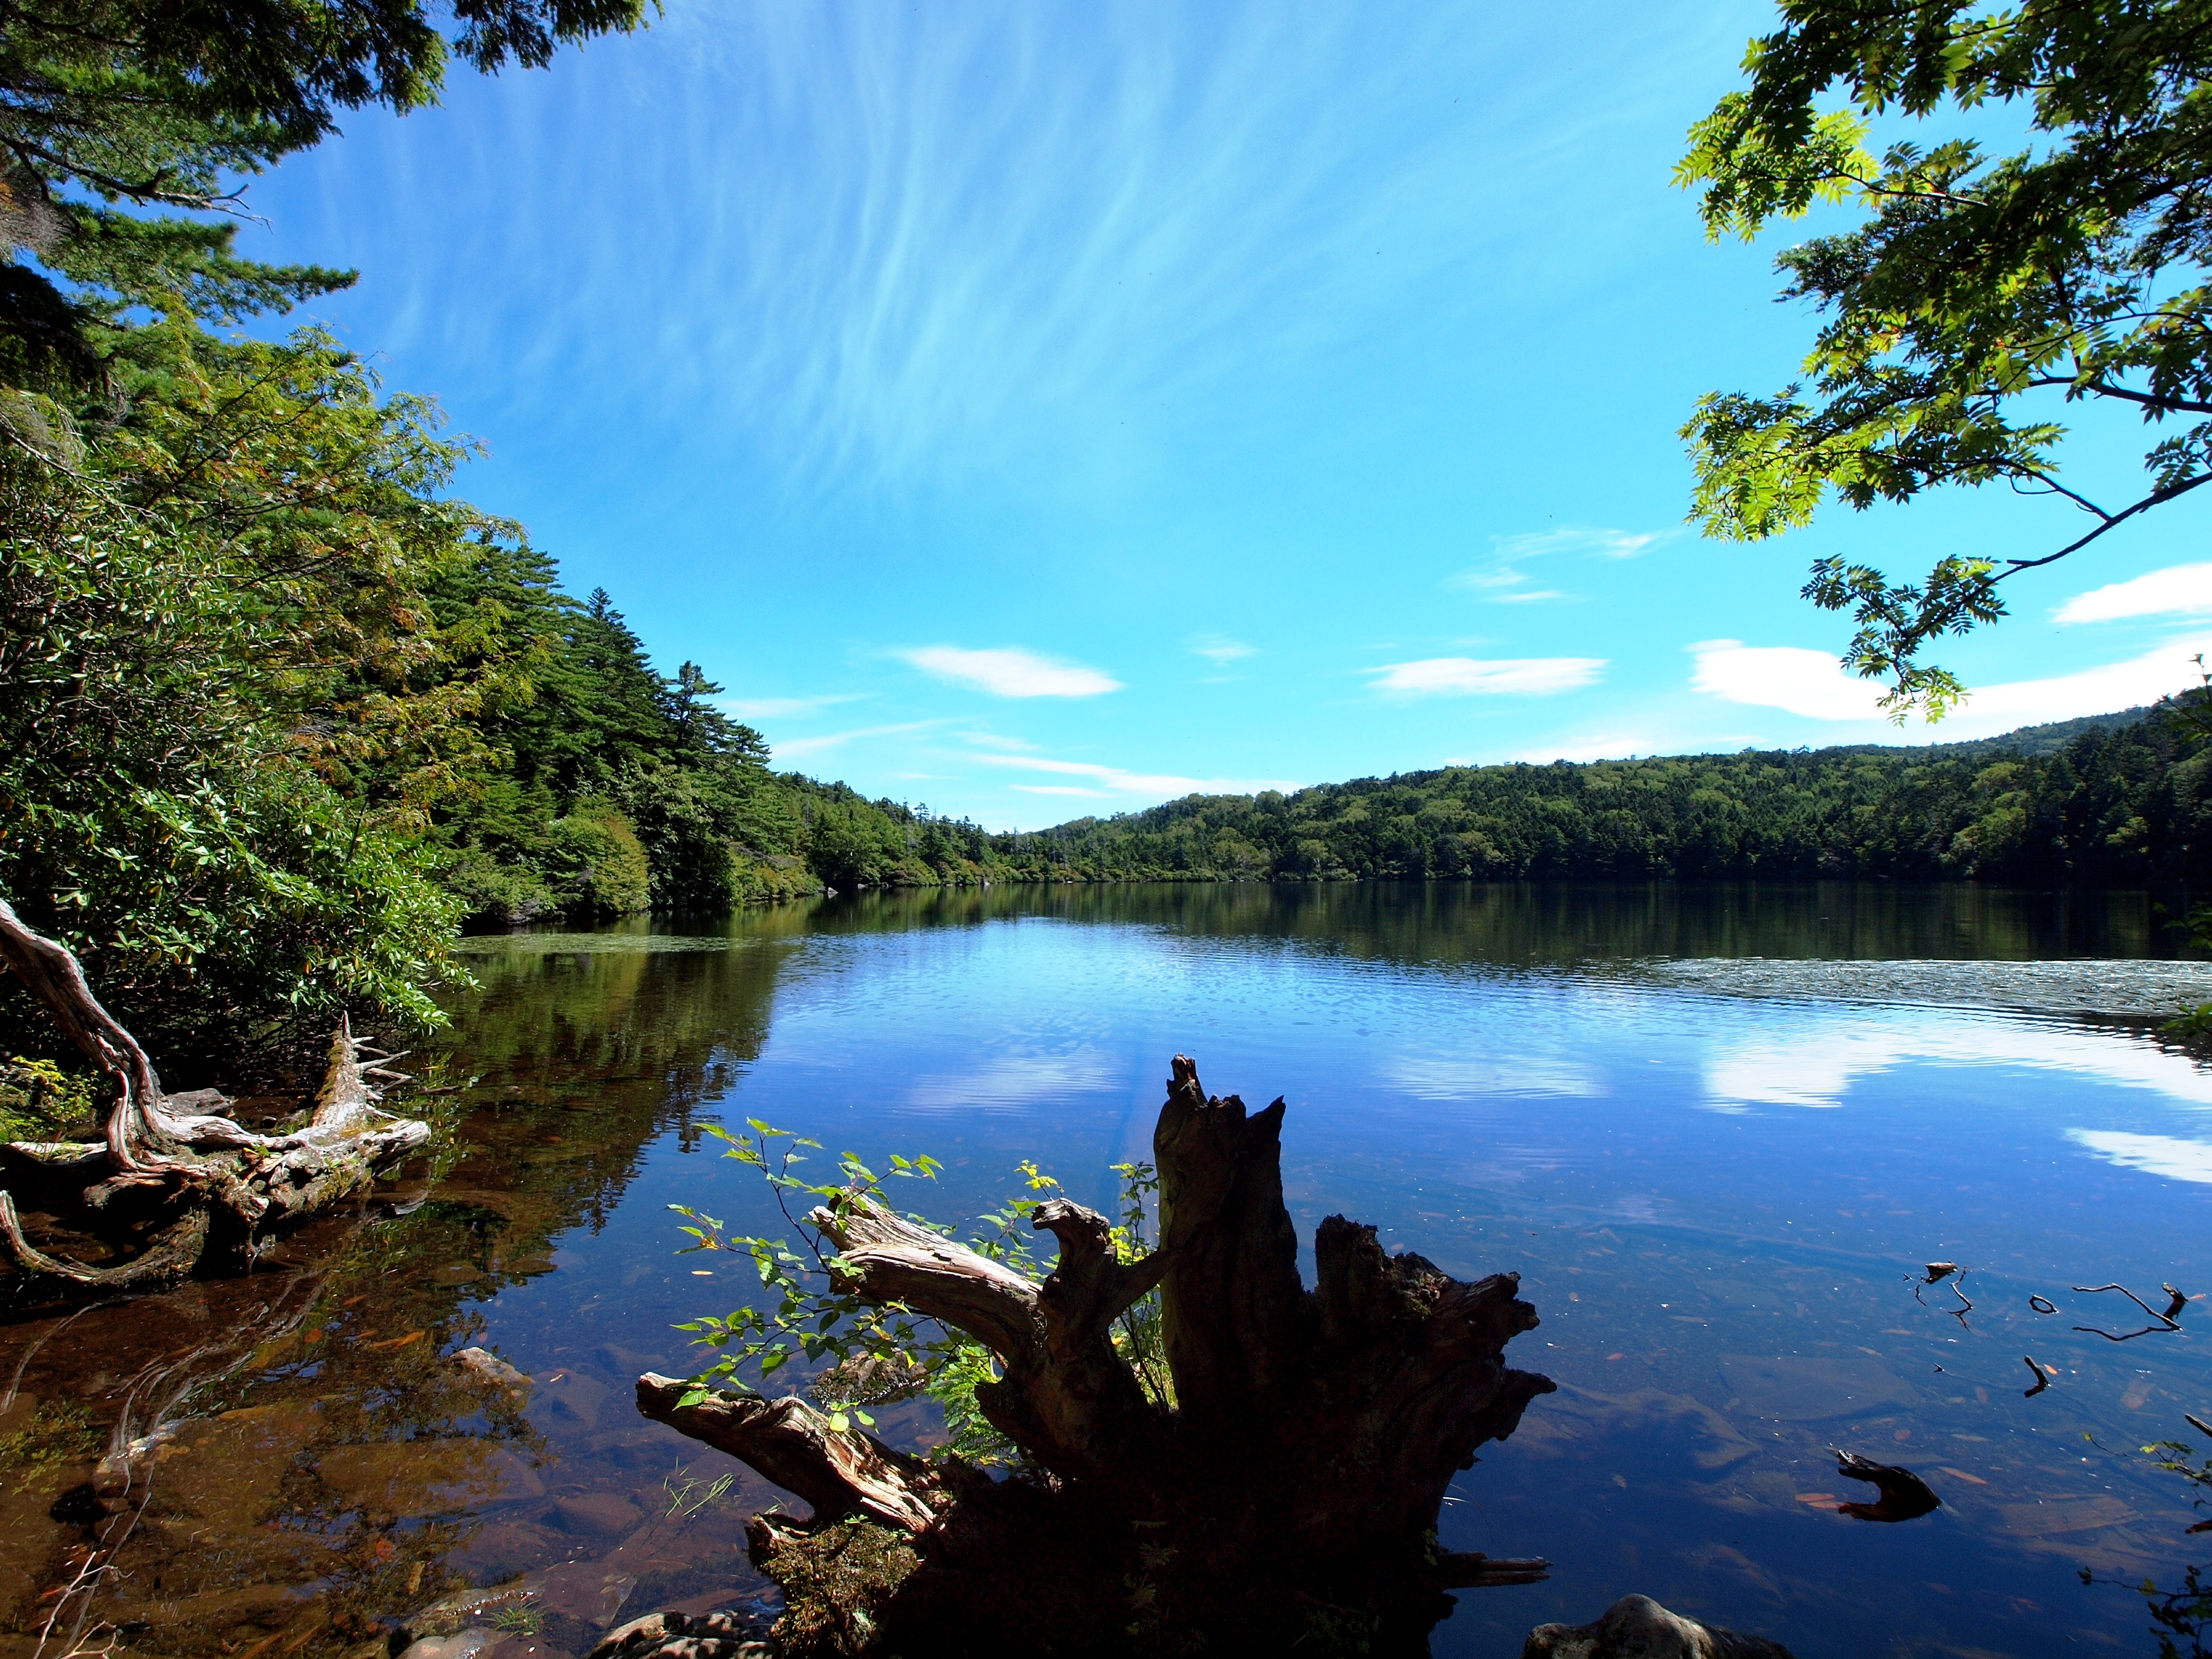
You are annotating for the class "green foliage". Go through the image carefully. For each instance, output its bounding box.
[671,1132,1172,1471]
[1107,1160,1172,1410]
[0,330,483,1058]
[1680,0,2212,715]
[543,803,651,917]
[668,1123,942,1434]
[0,0,650,397]
[964,706,2211,888]
[0,1053,97,1138]
[2081,1432,2212,1656]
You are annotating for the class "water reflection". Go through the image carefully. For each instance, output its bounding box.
[3,881,2211,1659]
[0,938,798,1656]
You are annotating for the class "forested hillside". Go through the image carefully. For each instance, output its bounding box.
[431,548,2211,906]
[1008,714,2209,885]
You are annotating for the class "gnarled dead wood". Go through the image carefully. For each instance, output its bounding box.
[809,1188,1164,1487]
[0,894,431,1289]
[0,1194,211,1288]
[635,1373,941,1530]
[1154,1053,1308,1424]
[648,1052,1553,1656]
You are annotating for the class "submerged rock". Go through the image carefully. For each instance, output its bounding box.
[397,1629,499,1659]
[452,1346,532,1394]
[583,1607,778,1659]
[1523,1595,1795,1659]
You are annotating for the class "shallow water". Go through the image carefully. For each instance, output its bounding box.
[8,881,2212,1656]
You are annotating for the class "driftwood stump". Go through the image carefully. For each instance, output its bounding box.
[639,1055,1553,1656]
[0,894,431,1288]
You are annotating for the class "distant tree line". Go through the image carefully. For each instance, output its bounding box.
[431,582,2212,913]
[999,712,2209,888]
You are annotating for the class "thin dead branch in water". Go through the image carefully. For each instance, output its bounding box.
[1912,1264,1973,1327]
[2072,1282,2184,1342]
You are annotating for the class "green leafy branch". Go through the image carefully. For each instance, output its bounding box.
[2079,1428,2212,1657]
[672,1125,1172,1463]
[668,1118,944,1432]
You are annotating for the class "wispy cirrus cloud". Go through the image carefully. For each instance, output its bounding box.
[1368,656,1605,697]
[773,719,953,760]
[1011,783,1114,798]
[1188,632,1257,663]
[1450,525,1674,602]
[961,731,1041,752]
[971,753,1297,796]
[901,646,1122,697]
[722,692,867,719]
[2055,562,2212,624]
[1492,525,1670,561]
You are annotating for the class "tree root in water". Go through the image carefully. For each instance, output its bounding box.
[0,894,431,1290]
[636,1053,1554,1656]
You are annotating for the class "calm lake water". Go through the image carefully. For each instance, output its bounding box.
[8,881,2212,1657]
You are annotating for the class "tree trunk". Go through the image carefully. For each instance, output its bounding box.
[0,895,432,1289]
[637,1054,1555,1657]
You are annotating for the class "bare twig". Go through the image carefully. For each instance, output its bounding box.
[2072,1282,2183,1342]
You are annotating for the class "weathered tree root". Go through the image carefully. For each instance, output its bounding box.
[638,1053,1555,1657]
[635,1376,944,1532]
[0,895,432,1288]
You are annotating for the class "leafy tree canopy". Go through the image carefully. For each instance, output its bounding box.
[1679,0,2212,717]
[0,0,650,405]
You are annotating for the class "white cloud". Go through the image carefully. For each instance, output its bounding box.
[971,753,1298,796]
[1512,732,1671,762]
[1188,632,1257,663]
[773,719,950,760]
[1689,637,2211,729]
[901,646,1122,698]
[1011,783,1113,798]
[2055,563,2212,624]
[1689,640,1884,720]
[1369,656,1605,697]
[722,693,866,719]
[1450,525,1671,602]
[1490,525,1669,561]
[961,731,1040,751]
[2068,1130,2212,1185]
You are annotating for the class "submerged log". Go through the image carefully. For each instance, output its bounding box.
[636,1053,1555,1657]
[0,895,432,1288]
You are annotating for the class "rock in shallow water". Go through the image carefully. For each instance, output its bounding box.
[1523,1595,1795,1659]
[583,1607,778,1659]
[397,1629,498,1659]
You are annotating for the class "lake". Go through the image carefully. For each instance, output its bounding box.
[7,881,2212,1657]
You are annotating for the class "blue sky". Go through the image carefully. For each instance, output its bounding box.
[237,0,2212,827]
